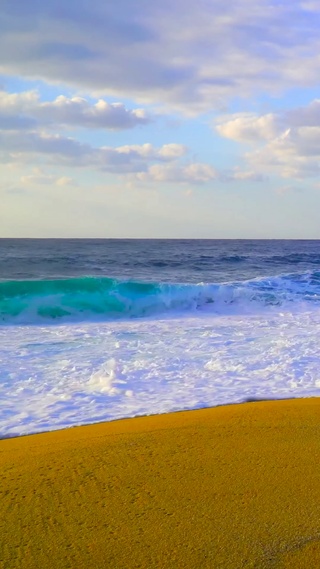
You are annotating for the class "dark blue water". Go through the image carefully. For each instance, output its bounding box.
[1,239,320,282]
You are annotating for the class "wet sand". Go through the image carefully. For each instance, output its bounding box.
[1,398,320,568]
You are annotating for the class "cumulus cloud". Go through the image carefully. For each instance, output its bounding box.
[129,162,265,185]
[216,113,281,142]
[133,162,218,184]
[0,97,226,184]
[0,90,151,130]
[115,143,187,160]
[0,127,232,185]
[215,99,320,179]
[247,127,320,178]
[1,1,320,113]
[0,126,264,186]
[0,130,191,175]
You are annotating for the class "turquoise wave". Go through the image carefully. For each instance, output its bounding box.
[0,273,320,324]
[0,276,206,322]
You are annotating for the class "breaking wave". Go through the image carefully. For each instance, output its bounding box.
[1,272,320,324]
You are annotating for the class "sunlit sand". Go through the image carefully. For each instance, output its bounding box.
[1,398,320,568]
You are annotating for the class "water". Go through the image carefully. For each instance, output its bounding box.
[2,238,320,283]
[1,239,320,437]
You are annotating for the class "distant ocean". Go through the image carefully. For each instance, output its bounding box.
[1,238,320,437]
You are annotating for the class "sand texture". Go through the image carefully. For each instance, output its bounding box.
[1,398,320,568]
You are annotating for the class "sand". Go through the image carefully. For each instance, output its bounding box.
[1,398,320,568]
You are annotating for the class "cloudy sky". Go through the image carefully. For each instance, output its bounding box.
[1,0,320,237]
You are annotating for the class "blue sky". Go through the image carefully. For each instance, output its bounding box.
[1,0,320,237]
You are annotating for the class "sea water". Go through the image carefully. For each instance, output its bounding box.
[1,239,320,437]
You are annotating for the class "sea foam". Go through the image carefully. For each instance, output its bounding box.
[1,306,320,437]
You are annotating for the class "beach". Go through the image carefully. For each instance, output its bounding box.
[2,398,320,568]
[2,0,320,561]
[2,242,320,567]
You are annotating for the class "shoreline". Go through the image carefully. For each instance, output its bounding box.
[0,395,302,442]
[2,397,320,568]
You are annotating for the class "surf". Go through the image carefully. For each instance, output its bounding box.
[0,271,320,324]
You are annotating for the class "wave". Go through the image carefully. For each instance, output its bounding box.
[266,253,320,265]
[1,272,320,324]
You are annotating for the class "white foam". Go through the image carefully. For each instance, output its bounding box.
[1,308,320,436]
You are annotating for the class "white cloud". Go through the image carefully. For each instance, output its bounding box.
[216,99,320,179]
[0,126,265,186]
[20,169,75,186]
[228,169,267,182]
[0,90,38,112]
[0,90,152,130]
[115,143,187,160]
[56,176,74,186]
[247,127,320,178]
[139,162,217,184]
[183,163,218,183]
[130,162,264,185]
[0,130,192,176]
[0,102,227,185]
[1,1,320,113]
[216,113,281,142]
[158,144,187,159]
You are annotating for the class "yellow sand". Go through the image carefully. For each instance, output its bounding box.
[1,399,320,568]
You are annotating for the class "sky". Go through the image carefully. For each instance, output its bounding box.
[1,0,320,238]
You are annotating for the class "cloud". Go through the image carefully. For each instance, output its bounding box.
[299,1,320,11]
[0,90,152,131]
[0,101,224,184]
[0,127,264,186]
[216,113,281,142]
[215,99,320,179]
[0,128,230,185]
[227,169,267,182]
[20,169,75,186]
[285,100,320,128]
[247,127,320,178]
[216,100,320,143]
[133,162,218,184]
[130,162,265,185]
[115,143,187,160]
[1,1,320,113]
[0,130,191,175]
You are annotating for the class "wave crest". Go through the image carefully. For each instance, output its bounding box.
[0,272,320,324]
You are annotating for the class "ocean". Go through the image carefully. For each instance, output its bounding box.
[1,238,320,437]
